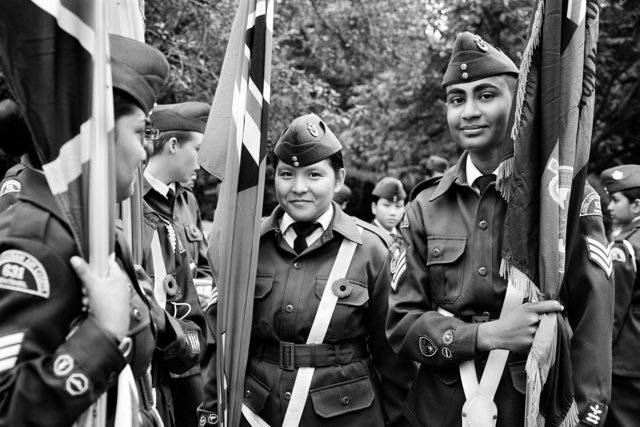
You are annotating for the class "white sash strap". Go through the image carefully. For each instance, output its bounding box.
[150,230,168,308]
[281,227,361,427]
[114,365,141,427]
[437,283,524,402]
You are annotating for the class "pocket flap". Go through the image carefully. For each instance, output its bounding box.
[243,372,271,414]
[183,224,204,241]
[315,277,369,306]
[254,274,274,299]
[426,237,466,266]
[310,376,375,419]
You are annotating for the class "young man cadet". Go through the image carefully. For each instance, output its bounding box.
[370,176,406,243]
[142,102,210,427]
[386,32,613,427]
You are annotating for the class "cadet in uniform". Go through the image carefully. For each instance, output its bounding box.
[200,113,417,427]
[370,177,406,243]
[0,35,172,425]
[143,102,211,427]
[601,165,640,427]
[386,32,613,427]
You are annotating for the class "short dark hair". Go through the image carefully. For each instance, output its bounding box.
[113,89,142,120]
[274,150,344,181]
[152,130,194,156]
[621,188,640,203]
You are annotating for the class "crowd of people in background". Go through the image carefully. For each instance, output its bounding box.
[0,25,638,427]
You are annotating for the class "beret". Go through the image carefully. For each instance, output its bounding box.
[333,184,352,204]
[426,155,449,173]
[274,113,342,167]
[442,32,518,88]
[372,177,406,202]
[601,165,640,194]
[110,34,169,114]
[151,102,211,133]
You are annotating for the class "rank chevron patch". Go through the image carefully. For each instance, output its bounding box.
[586,236,612,278]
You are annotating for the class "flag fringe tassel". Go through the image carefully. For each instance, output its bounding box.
[496,156,514,202]
[499,259,541,301]
[511,0,545,144]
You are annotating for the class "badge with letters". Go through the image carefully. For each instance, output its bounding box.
[0,250,50,298]
[0,179,20,197]
[580,190,602,217]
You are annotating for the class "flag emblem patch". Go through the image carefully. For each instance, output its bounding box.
[0,250,50,298]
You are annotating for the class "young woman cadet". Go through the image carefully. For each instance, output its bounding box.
[200,113,416,427]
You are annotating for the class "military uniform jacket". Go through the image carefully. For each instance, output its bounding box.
[141,188,207,426]
[386,153,613,427]
[173,185,212,280]
[0,167,160,427]
[610,217,640,377]
[203,203,416,427]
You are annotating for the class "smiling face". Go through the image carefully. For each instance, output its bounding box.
[275,159,345,222]
[446,75,514,162]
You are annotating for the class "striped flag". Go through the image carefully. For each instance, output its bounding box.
[0,0,115,270]
[0,1,118,426]
[198,0,274,425]
[498,0,599,425]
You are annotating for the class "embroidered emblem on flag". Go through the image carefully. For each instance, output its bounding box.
[0,250,50,298]
[586,236,612,278]
[0,331,24,373]
[390,250,406,291]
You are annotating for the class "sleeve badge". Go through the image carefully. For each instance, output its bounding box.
[585,236,612,278]
[419,336,438,358]
[0,250,50,298]
[390,249,407,291]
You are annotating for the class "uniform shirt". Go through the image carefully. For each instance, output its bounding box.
[386,152,613,427]
[202,202,417,427]
[279,204,333,249]
[0,167,163,426]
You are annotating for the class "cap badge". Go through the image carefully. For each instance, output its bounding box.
[612,170,623,180]
[473,35,488,52]
[307,121,319,137]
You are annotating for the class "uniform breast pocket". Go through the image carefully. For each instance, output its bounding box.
[426,236,466,304]
[253,274,275,335]
[183,224,203,242]
[316,277,369,338]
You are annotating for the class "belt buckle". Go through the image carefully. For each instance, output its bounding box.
[471,312,491,323]
[279,342,295,371]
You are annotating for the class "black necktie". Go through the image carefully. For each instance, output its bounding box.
[475,174,496,195]
[291,222,320,254]
[166,188,176,207]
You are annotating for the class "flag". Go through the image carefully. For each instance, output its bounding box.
[497,0,599,425]
[0,1,117,425]
[199,0,274,425]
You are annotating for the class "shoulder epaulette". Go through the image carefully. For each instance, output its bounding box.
[354,218,393,248]
[410,176,442,202]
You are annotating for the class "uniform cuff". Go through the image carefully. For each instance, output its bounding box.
[449,322,480,362]
[197,404,219,425]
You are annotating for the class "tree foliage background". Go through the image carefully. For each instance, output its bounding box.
[1,0,639,220]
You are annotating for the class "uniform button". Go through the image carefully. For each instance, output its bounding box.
[462,72,469,79]
[293,262,301,269]
[342,395,350,405]
[244,389,251,398]
[293,161,300,167]
[291,156,298,162]
[478,267,488,277]
[132,307,142,321]
[284,391,291,400]
[478,220,488,230]
[432,248,441,258]
[460,63,468,70]
[285,304,294,313]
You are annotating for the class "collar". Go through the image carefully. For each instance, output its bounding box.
[279,204,333,234]
[143,169,175,199]
[465,157,499,195]
[263,202,363,244]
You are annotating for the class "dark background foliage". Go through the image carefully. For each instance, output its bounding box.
[2,0,638,221]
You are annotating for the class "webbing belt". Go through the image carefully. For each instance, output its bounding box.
[150,230,168,308]
[437,284,524,427]
[242,227,362,427]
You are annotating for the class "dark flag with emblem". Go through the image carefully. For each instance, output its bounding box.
[0,1,117,425]
[497,0,600,425]
[198,0,274,425]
